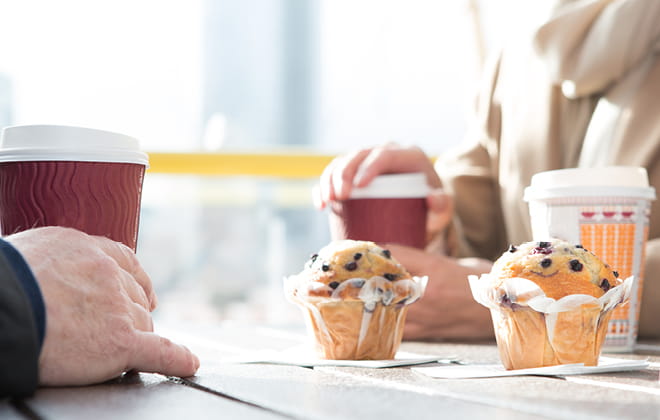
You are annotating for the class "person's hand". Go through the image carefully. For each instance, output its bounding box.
[385,244,494,341]
[313,143,441,210]
[314,143,455,251]
[424,188,455,256]
[5,226,200,386]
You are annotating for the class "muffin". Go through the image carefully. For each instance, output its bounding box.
[469,238,632,369]
[284,240,427,360]
[491,240,621,300]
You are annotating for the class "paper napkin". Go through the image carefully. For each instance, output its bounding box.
[228,346,454,368]
[411,357,649,379]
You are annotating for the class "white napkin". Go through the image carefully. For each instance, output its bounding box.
[226,346,454,368]
[411,357,649,379]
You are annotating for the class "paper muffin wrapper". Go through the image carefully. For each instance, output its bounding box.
[284,275,428,360]
[468,274,633,370]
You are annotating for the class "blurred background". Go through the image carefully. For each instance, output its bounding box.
[0,0,552,327]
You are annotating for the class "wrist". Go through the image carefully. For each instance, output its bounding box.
[0,239,46,350]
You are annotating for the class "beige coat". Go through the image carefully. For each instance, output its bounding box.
[437,0,660,337]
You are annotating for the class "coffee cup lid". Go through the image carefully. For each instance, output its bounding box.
[0,125,149,166]
[350,173,431,199]
[524,166,656,201]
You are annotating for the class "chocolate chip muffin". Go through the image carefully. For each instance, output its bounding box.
[490,239,621,300]
[285,240,426,360]
[469,238,630,369]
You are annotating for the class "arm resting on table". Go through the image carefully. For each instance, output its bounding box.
[0,238,45,398]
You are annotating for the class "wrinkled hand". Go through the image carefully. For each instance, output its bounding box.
[6,226,200,386]
[385,244,495,341]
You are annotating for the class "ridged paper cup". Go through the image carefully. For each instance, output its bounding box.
[329,173,430,249]
[0,125,149,251]
[524,166,655,352]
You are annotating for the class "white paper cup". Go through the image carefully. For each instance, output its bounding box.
[524,167,656,352]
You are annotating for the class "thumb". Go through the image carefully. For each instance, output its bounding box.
[312,184,326,210]
[426,189,453,234]
[129,332,200,378]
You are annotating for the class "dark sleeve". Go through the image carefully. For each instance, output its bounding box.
[0,238,45,398]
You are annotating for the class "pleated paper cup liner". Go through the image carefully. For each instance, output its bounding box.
[468,274,633,370]
[284,274,427,360]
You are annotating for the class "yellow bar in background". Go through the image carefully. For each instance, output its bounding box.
[146,152,336,178]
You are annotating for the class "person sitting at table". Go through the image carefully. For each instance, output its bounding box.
[0,226,200,398]
[314,0,660,340]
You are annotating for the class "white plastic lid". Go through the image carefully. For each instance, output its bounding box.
[524,166,655,201]
[350,173,431,199]
[0,124,149,166]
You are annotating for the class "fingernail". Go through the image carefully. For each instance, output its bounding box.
[354,170,365,187]
[312,186,325,210]
[321,183,331,204]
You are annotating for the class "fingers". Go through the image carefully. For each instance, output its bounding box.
[316,143,439,210]
[312,184,325,210]
[127,301,154,332]
[426,188,454,235]
[317,148,372,209]
[130,332,200,378]
[318,155,340,207]
[331,149,373,200]
[353,146,400,187]
[93,236,158,311]
[356,145,441,188]
[118,268,151,310]
[427,189,451,215]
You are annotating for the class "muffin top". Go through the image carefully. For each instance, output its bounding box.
[298,239,413,299]
[490,239,620,300]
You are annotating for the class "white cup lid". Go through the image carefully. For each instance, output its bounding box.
[350,173,431,199]
[0,124,149,166]
[524,166,656,201]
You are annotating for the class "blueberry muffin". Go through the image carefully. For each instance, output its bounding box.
[490,239,621,300]
[285,240,426,360]
[470,238,627,369]
[302,240,414,301]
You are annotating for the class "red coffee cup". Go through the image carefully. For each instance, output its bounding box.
[329,173,430,248]
[0,125,149,251]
